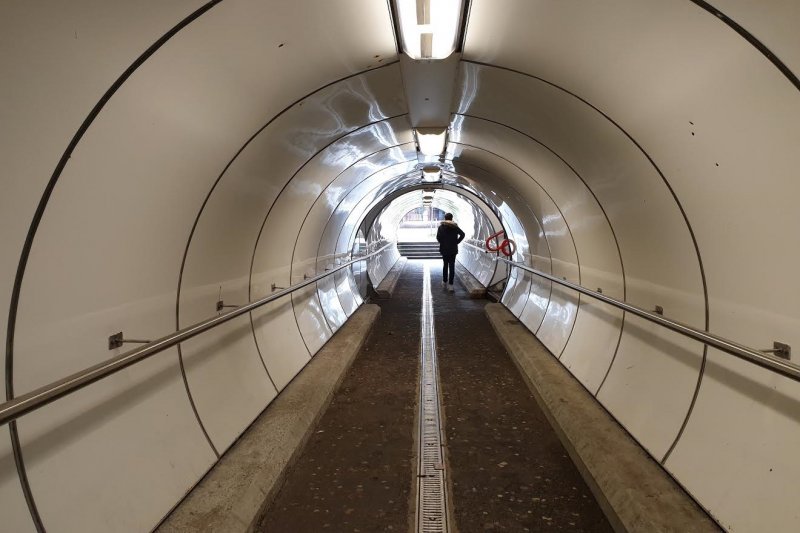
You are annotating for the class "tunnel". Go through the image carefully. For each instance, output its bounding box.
[1,1,799,531]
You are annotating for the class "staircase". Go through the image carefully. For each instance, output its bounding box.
[397,241,440,259]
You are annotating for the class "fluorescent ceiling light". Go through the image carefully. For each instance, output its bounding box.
[395,0,464,60]
[415,127,447,156]
[422,165,441,182]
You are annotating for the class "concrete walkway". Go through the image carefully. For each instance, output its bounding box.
[158,304,381,532]
[486,303,720,533]
[255,261,613,532]
[432,264,611,532]
[161,261,720,532]
[255,263,425,531]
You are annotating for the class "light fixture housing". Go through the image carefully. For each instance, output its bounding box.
[394,0,465,60]
[422,164,442,182]
[414,127,448,157]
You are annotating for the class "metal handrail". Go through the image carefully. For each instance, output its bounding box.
[0,243,394,426]
[462,241,487,252]
[496,257,800,383]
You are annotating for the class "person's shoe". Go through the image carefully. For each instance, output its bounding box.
[448,284,455,292]
[441,280,447,288]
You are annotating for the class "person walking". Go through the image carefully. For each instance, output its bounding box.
[436,212,465,292]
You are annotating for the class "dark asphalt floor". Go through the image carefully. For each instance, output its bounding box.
[257,262,423,532]
[430,261,612,532]
[257,260,611,532]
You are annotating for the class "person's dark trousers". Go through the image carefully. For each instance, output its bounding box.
[442,253,456,284]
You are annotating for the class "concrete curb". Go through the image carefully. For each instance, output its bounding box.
[485,303,720,533]
[455,261,486,299]
[157,304,381,533]
[374,257,407,299]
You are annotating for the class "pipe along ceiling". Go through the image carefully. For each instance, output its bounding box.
[1,1,799,531]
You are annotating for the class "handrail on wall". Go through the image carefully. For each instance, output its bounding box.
[0,243,394,427]
[462,241,489,253]
[495,257,800,383]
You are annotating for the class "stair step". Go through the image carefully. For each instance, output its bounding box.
[399,253,441,258]
[397,241,440,259]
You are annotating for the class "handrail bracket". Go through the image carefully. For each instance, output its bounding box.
[108,332,152,350]
[216,300,239,312]
[762,342,791,360]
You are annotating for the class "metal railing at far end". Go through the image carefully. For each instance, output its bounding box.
[0,243,394,427]
[494,256,800,383]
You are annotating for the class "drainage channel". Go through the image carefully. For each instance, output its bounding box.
[415,263,450,533]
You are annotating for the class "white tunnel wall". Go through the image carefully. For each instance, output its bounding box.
[295,145,417,313]
[0,3,225,529]
[286,121,408,336]
[180,74,408,454]
[443,166,546,321]
[0,1,405,530]
[459,2,800,531]
[313,160,414,276]
[447,156,559,331]
[317,165,422,289]
[292,132,414,328]
[251,115,407,355]
[2,1,800,532]
[453,62,708,460]
[449,117,627,399]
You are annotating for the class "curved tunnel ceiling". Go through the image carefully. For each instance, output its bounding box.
[2,1,799,531]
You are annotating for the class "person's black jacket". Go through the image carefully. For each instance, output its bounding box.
[436,220,465,256]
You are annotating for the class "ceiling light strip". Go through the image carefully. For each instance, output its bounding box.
[394,0,466,60]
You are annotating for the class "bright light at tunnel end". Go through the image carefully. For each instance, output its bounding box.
[394,0,465,60]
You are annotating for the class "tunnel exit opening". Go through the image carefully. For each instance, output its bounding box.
[397,206,446,243]
[370,187,488,263]
[338,175,526,298]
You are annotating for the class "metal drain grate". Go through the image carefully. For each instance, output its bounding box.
[416,264,449,533]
